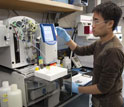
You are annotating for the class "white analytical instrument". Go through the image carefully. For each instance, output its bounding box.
[39,24,57,64]
[0,16,38,68]
[0,16,67,107]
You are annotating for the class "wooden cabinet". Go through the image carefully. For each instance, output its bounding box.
[0,0,83,12]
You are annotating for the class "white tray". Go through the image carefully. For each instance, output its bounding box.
[34,66,67,81]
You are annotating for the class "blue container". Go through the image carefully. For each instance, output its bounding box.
[52,0,68,4]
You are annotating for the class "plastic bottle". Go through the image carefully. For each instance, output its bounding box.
[63,56,71,69]
[38,56,44,69]
[0,81,10,107]
[56,59,61,67]
[8,84,22,107]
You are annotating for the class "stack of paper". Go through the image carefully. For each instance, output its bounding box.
[72,73,92,86]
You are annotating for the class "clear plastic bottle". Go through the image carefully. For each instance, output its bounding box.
[0,81,10,107]
[8,84,22,107]
[63,56,71,69]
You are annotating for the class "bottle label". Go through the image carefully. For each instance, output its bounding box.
[1,93,8,107]
[3,99,8,102]
[2,94,8,102]
[39,59,43,64]
[3,94,7,98]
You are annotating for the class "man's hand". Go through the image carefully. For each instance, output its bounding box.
[72,82,79,94]
[56,27,71,42]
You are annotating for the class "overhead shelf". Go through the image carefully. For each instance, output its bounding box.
[0,0,83,12]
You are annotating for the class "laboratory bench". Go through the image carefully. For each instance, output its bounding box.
[29,92,90,107]
[29,69,93,107]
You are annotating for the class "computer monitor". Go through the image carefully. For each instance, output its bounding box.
[40,24,56,45]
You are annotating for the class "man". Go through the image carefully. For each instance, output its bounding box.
[56,1,124,107]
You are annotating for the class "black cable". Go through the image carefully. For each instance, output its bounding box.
[48,12,51,23]
[70,26,78,59]
[12,10,19,16]
[7,10,11,18]
[69,26,78,67]
[42,13,44,23]
[46,13,49,23]
[71,26,78,41]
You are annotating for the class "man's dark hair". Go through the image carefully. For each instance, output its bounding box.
[92,1,122,31]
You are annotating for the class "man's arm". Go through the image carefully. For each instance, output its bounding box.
[66,39,77,51]
[56,26,96,55]
[78,84,102,94]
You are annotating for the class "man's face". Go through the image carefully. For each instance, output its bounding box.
[92,12,108,38]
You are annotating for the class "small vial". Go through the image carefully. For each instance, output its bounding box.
[38,56,44,69]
